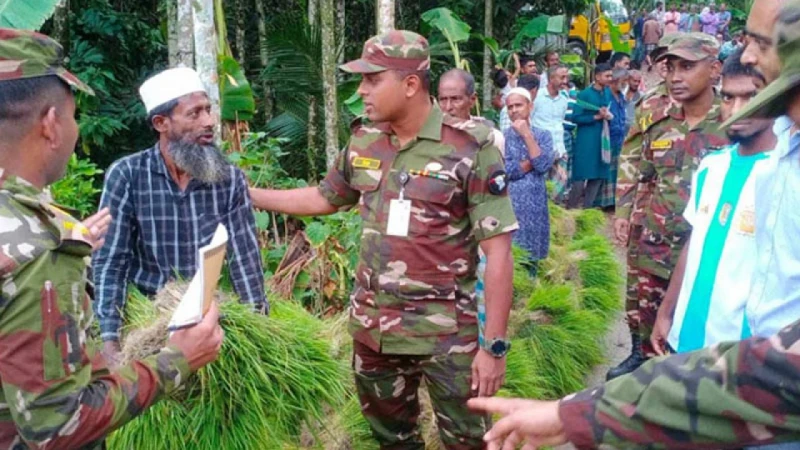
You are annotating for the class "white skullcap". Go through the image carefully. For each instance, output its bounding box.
[506,87,532,103]
[139,67,206,114]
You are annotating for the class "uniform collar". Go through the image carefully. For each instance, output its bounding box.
[667,95,723,125]
[417,105,443,141]
[0,169,52,204]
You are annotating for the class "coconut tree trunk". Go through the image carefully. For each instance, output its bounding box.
[193,0,221,136]
[254,0,273,122]
[176,0,194,67]
[308,0,319,28]
[376,0,395,33]
[320,0,339,168]
[482,0,493,109]
[307,97,318,180]
[336,0,345,66]
[167,0,179,66]
[235,0,247,67]
[52,0,69,50]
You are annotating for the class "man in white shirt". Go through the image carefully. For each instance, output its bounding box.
[650,49,775,354]
[532,65,570,200]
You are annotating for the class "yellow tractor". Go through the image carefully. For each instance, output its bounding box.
[568,0,636,58]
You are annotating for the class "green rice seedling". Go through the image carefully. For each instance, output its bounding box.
[526,283,577,316]
[109,287,350,450]
[580,286,621,318]
[570,235,623,293]
[574,208,607,239]
[512,245,537,303]
[548,203,576,245]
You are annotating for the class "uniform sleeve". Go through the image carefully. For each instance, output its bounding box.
[225,169,267,311]
[468,140,519,241]
[92,160,134,342]
[0,263,191,448]
[559,318,800,449]
[615,117,644,221]
[317,145,360,208]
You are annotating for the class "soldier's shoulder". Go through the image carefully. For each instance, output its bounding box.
[0,192,58,279]
[350,116,389,138]
[442,115,494,147]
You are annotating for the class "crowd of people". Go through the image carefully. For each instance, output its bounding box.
[1,0,799,447]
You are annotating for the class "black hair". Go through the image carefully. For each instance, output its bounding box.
[440,69,476,96]
[146,98,180,130]
[520,54,535,66]
[394,69,432,92]
[595,63,613,75]
[609,52,631,67]
[0,76,71,142]
[518,73,540,91]
[721,48,766,84]
[492,68,509,89]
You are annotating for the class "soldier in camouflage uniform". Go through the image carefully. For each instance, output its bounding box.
[249,30,518,449]
[0,29,223,449]
[607,32,729,380]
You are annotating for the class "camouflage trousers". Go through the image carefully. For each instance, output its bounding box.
[624,226,669,357]
[353,341,488,450]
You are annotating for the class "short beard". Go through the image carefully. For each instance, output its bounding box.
[167,136,231,184]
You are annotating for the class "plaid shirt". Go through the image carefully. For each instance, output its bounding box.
[92,145,266,341]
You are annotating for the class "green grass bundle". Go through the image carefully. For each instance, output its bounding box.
[570,235,623,292]
[512,245,537,303]
[108,286,349,450]
[574,208,607,239]
[580,286,620,318]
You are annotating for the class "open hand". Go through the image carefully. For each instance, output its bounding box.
[83,207,112,251]
[471,350,506,397]
[468,397,567,450]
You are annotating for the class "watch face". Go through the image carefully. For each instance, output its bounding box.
[491,340,508,355]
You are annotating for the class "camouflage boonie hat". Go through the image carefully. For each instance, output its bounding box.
[724,0,800,125]
[340,30,430,74]
[656,32,720,62]
[0,28,93,95]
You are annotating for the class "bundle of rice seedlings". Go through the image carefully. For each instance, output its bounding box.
[108,285,350,450]
[512,245,536,303]
[526,283,577,315]
[574,208,607,239]
[548,202,576,245]
[570,235,623,292]
[580,286,620,318]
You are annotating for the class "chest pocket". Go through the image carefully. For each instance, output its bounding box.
[403,176,459,235]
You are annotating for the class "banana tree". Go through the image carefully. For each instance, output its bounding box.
[421,7,472,71]
[0,0,60,29]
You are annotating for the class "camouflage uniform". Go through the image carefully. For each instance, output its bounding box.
[616,33,729,357]
[0,31,190,449]
[560,316,800,449]
[323,31,518,449]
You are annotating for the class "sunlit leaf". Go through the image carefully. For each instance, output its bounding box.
[219,55,255,122]
[421,7,471,43]
[0,0,60,30]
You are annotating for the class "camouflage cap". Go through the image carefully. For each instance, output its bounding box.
[656,32,720,62]
[723,0,800,124]
[340,30,430,74]
[0,28,93,95]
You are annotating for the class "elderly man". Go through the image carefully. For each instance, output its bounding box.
[504,88,555,275]
[499,73,539,131]
[93,68,266,363]
[438,68,505,153]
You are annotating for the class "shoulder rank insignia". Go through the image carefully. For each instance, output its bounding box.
[352,157,381,170]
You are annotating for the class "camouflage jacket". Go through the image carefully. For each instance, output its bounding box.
[0,170,190,449]
[616,96,728,279]
[319,105,518,356]
[560,315,800,449]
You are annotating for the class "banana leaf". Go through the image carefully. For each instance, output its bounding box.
[421,7,471,44]
[0,0,60,30]
[603,15,631,54]
[512,14,566,50]
[219,55,255,122]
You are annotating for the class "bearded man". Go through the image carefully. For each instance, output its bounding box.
[93,68,266,363]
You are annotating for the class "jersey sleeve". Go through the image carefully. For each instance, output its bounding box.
[559,317,800,449]
[467,140,519,242]
[616,115,644,221]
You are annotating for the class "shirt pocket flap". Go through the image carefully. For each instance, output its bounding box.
[350,169,383,192]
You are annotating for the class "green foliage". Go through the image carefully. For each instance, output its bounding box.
[574,208,606,239]
[511,14,566,50]
[219,55,256,121]
[603,15,631,53]
[109,294,349,450]
[0,0,60,30]
[50,154,103,217]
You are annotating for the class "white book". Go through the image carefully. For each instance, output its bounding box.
[168,224,228,330]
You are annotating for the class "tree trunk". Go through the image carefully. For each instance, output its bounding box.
[52,0,70,50]
[255,0,273,122]
[376,0,395,33]
[482,0,493,110]
[167,0,178,66]
[308,0,319,28]
[336,0,345,66]
[193,0,221,137]
[307,96,318,180]
[320,0,339,168]
[235,0,247,68]
[176,0,194,67]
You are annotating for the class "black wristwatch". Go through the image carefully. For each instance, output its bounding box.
[482,338,511,358]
